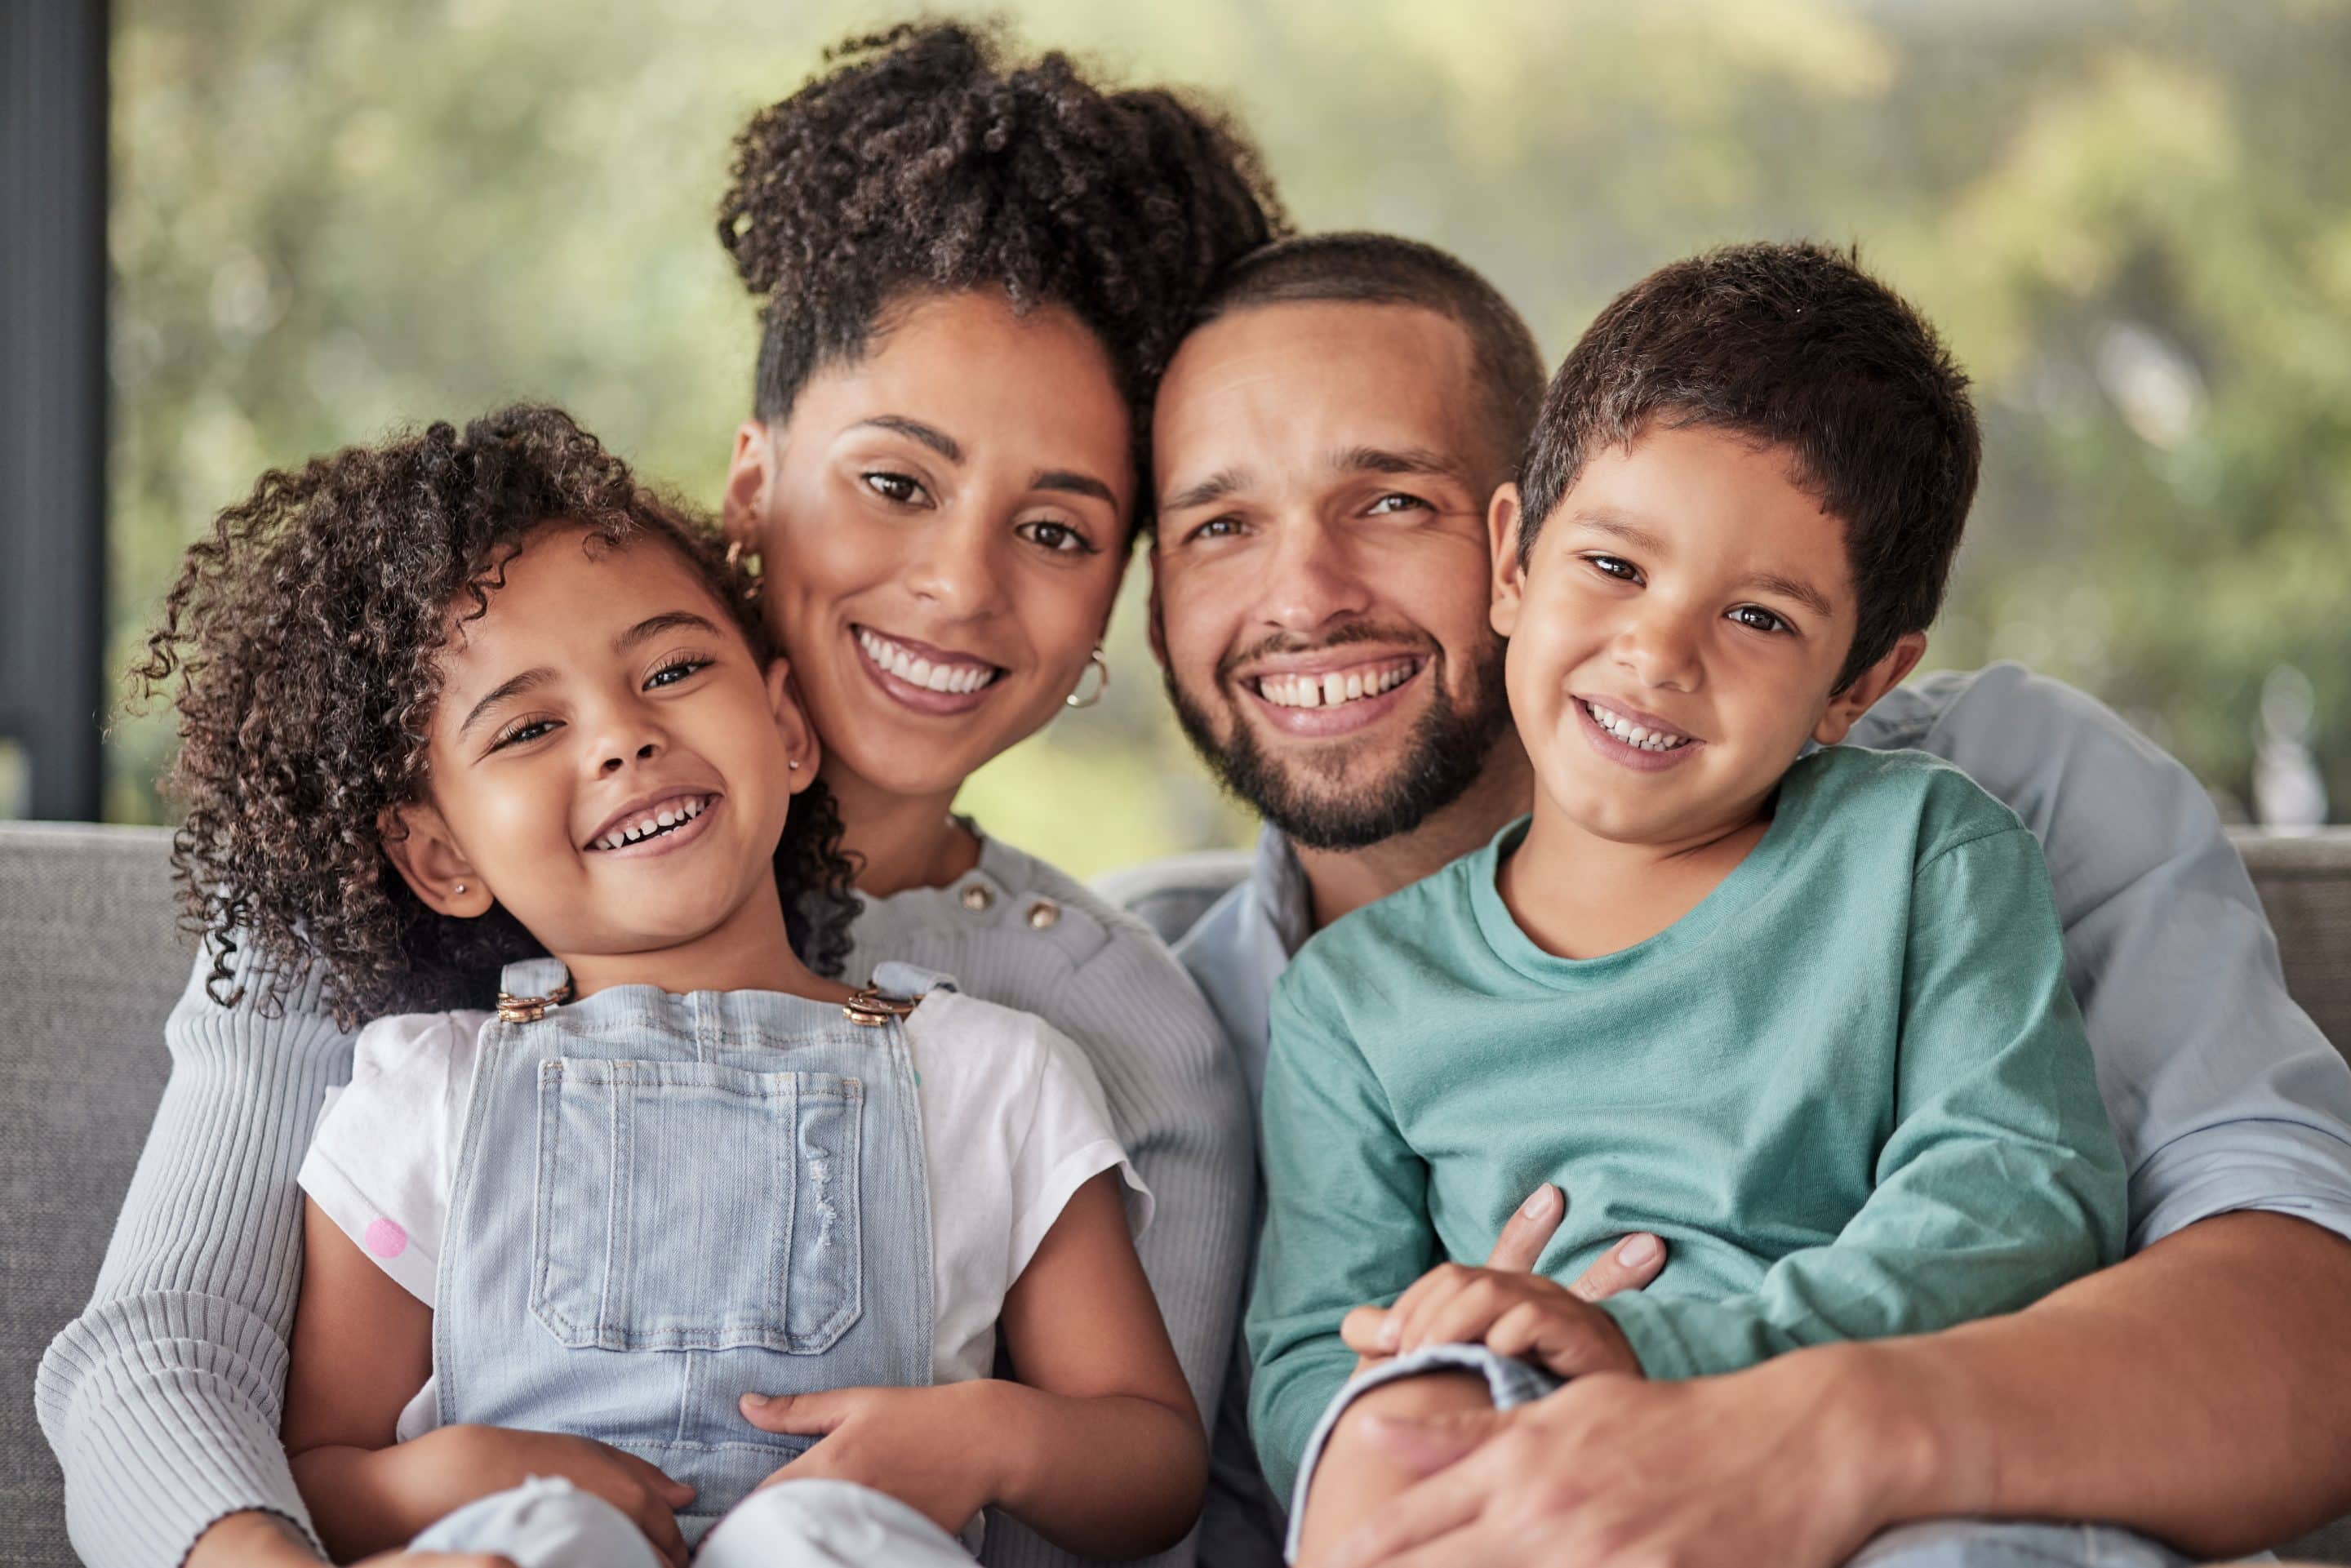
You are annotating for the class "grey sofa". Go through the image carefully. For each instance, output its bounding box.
[5,820,2349,1566]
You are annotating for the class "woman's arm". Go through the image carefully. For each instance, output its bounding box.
[33,948,353,1567]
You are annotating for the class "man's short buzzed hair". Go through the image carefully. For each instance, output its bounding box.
[1516,241,1981,692]
[1198,232,1546,478]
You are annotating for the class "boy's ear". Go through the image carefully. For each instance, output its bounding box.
[722,420,775,549]
[765,659,821,792]
[1488,483,1530,638]
[1815,632,1927,746]
[379,801,495,919]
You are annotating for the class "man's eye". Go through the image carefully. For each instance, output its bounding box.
[863,471,928,505]
[1367,493,1430,516]
[1016,519,1095,555]
[492,718,558,750]
[1729,605,1791,634]
[1584,553,1641,583]
[647,658,711,689]
[1189,516,1244,544]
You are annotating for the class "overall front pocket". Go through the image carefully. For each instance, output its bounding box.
[530,1058,864,1353]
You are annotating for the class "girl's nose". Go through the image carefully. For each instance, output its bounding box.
[599,738,662,775]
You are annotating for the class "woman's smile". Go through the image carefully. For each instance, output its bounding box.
[852,624,1008,716]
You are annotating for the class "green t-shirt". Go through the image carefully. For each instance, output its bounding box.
[1246,745,2127,1499]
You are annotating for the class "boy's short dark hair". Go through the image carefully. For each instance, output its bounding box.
[1516,241,1980,691]
[1198,231,1546,479]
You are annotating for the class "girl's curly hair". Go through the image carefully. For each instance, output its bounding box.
[136,403,860,1028]
[718,20,1288,476]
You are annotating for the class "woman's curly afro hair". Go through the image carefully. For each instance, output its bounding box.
[718,20,1287,451]
[136,403,860,1028]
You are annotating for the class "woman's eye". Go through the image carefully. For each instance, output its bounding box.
[492,718,558,751]
[1016,518,1096,555]
[862,471,929,506]
[646,658,711,689]
[1584,553,1642,583]
[1367,492,1429,516]
[1729,605,1791,634]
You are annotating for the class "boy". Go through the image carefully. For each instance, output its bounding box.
[1246,242,2129,1564]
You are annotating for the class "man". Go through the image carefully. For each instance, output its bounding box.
[1115,232,2351,1566]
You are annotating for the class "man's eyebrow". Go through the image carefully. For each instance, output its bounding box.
[1334,445,1469,483]
[854,415,962,463]
[1162,466,1252,513]
[614,610,724,653]
[1032,469,1118,507]
[456,668,553,741]
[1739,571,1834,620]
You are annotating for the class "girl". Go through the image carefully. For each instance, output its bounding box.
[144,405,1203,1566]
[42,24,1283,1568]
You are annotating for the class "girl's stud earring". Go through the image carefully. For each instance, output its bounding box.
[1065,646,1109,709]
[788,759,801,771]
[454,882,467,895]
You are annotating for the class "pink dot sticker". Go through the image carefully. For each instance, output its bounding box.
[363,1218,409,1259]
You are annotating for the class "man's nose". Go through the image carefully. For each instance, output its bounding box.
[1258,515,1374,635]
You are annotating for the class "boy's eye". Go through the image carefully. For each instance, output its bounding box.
[1584,553,1642,583]
[1367,492,1430,516]
[1729,605,1791,634]
[647,657,712,689]
[863,471,930,506]
[1016,518,1096,555]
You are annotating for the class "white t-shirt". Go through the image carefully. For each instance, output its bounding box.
[299,987,1149,1441]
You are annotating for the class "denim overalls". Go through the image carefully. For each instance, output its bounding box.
[433,958,938,1546]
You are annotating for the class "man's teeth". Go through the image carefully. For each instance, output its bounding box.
[1584,700,1693,753]
[858,628,998,695]
[594,794,711,851]
[1256,662,1416,710]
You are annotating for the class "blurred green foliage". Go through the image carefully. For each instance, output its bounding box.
[107,0,2351,870]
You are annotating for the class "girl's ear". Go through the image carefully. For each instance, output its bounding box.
[765,659,820,792]
[1815,632,1928,746]
[1488,482,1530,639]
[379,802,495,918]
[722,420,776,550]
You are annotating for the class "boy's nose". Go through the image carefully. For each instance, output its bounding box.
[1614,615,1703,692]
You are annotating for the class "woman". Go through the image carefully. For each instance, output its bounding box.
[36,24,1283,1568]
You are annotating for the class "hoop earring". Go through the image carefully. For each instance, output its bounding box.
[724,539,762,602]
[1065,646,1109,709]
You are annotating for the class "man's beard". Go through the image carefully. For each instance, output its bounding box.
[1165,629,1513,853]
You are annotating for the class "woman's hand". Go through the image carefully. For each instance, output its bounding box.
[1340,1261,1645,1380]
[740,1383,997,1539]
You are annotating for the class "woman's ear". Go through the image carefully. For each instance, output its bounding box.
[1815,632,1927,746]
[765,659,820,792]
[722,420,775,549]
[378,802,495,918]
[1489,483,1529,639]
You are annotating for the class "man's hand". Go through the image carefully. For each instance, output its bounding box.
[1320,1344,1913,1568]
[740,1383,998,1539]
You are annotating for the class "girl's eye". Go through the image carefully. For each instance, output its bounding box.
[1016,518,1096,555]
[863,471,930,506]
[1729,605,1792,634]
[1367,492,1430,516]
[491,718,558,751]
[1584,553,1642,583]
[647,657,712,689]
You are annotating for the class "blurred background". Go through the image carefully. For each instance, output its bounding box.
[5,0,2347,875]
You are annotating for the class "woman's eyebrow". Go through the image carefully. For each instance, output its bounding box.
[853,415,962,462]
[1033,468,1118,505]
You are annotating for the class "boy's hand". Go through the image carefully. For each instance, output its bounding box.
[388,1425,695,1568]
[740,1383,997,1539]
[1340,1263,1645,1380]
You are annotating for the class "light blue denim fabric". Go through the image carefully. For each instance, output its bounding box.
[432,958,939,1547]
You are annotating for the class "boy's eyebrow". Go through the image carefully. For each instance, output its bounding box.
[1739,571,1834,620]
[1162,465,1252,513]
[1032,468,1118,506]
[854,415,962,462]
[456,668,553,741]
[1573,510,1672,555]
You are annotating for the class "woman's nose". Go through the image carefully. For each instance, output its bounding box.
[906,517,1006,617]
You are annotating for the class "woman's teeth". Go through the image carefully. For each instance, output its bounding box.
[593,794,711,851]
[1584,700,1693,753]
[858,628,1000,695]
[1256,661,1416,710]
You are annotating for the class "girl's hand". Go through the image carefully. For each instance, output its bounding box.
[740,1383,998,1538]
[391,1425,696,1568]
[1340,1262,1645,1380]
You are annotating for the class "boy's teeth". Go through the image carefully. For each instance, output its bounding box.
[1257,661,1415,710]
[1584,700,1692,753]
[859,628,997,694]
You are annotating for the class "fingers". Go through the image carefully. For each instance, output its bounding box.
[1341,1304,1393,1356]
[1318,1427,1495,1568]
[614,1449,696,1508]
[1565,1232,1665,1303]
[739,1388,849,1436]
[1482,1184,1563,1273]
